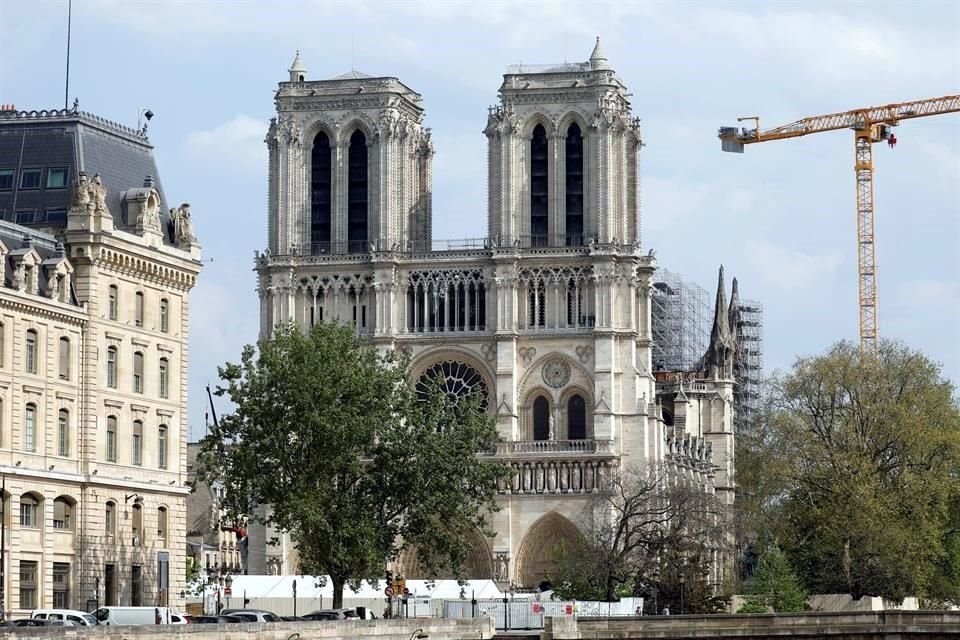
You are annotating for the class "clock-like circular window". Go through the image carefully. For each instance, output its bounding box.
[416,360,489,410]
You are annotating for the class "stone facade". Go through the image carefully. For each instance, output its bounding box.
[253,43,734,589]
[0,108,201,616]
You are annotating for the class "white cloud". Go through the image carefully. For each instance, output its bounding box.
[747,239,843,290]
[642,176,711,232]
[185,115,267,173]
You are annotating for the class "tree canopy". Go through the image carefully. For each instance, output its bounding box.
[198,322,506,607]
[737,340,960,604]
[552,464,730,609]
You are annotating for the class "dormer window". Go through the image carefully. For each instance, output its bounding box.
[19,168,41,190]
[46,167,68,189]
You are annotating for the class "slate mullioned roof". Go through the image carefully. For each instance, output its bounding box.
[0,106,174,242]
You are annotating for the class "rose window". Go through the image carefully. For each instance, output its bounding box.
[416,360,488,410]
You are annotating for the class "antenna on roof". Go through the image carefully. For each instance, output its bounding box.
[64,0,72,110]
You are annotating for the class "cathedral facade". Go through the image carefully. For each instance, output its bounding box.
[253,43,735,590]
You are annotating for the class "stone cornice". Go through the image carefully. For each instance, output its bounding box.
[0,290,87,325]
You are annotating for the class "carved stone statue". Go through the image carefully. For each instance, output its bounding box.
[171,203,196,245]
[47,273,60,300]
[70,171,90,212]
[548,415,555,441]
[137,197,161,232]
[91,173,108,215]
[495,553,509,582]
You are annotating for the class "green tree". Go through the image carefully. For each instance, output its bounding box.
[743,546,807,612]
[740,340,960,603]
[199,322,506,608]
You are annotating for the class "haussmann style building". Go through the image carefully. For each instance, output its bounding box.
[253,42,741,590]
[0,103,202,617]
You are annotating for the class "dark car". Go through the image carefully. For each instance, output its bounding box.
[12,619,76,627]
[187,615,243,624]
[281,616,305,621]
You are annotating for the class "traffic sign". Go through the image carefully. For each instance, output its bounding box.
[384,586,395,597]
[224,587,232,596]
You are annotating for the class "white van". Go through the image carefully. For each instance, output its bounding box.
[31,609,97,626]
[93,606,175,625]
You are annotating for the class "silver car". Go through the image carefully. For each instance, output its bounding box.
[219,609,283,622]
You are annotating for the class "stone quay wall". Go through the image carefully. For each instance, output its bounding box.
[544,611,960,639]
[7,618,493,640]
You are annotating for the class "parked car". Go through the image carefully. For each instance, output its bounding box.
[169,612,189,624]
[305,608,375,620]
[12,618,77,627]
[93,606,177,625]
[31,609,97,626]
[187,615,243,624]
[218,609,283,622]
[281,615,305,621]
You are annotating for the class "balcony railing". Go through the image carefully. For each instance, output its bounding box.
[495,439,605,456]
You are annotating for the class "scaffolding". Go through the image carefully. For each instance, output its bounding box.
[650,269,711,373]
[732,299,764,432]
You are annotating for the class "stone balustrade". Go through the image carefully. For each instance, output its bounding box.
[496,439,608,456]
[498,458,615,495]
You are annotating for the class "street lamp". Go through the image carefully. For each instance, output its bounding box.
[408,630,428,640]
[678,573,685,615]
[651,570,660,615]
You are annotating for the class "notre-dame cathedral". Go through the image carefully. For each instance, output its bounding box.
[251,40,736,589]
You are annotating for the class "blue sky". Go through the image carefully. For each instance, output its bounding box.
[2,0,958,440]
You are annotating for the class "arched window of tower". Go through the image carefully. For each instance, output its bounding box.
[530,124,549,247]
[347,129,368,254]
[565,123,584,246]
[532,396,550,441]
[567,394,587,440]
[311,131,332,252]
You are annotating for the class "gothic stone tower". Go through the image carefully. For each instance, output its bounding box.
[255,43,734,590]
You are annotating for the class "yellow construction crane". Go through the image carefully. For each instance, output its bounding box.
[718,95,960,353]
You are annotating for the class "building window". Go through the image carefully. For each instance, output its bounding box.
[25,329,37,374]
[59,336,70,380]
[16,209,35,224]
[46,207,67,223]
[105,502,116,537]
[53,497,73,530]
[132,503,143,546]
[565,123,584,246]
[159,298,169,333]
[131,565,143,606]
[0,321,5,367]
[135,291,144,327]
[0,168,13,191]
[159,358,169,399]
[19,168,42,190]
[133,351,144,393]
[106,416,117,462]
[20,494,39,528]
[108,284,118,320]
[568,394,587,440]
[104,563,117,605]
[347,129,368,254]
[532,396,550,441]
[132,420,143,465]
[107,346,118,388]
[311,131,332,250]
[52,563,70,608]
[19,560,38,609]
[158,506,168,542]
[58,409,70,456]
[158,425,168,469]
[530,124,549,247]
[24,403,36,452]
[47,167,68,189]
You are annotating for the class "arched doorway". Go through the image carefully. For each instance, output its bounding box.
[395,528,494,579]
[515,512,581,588]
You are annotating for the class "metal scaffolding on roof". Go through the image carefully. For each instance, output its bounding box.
[732,299,764,432]
[650,269,711,373]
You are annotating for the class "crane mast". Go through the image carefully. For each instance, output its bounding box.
[719,95,960,353]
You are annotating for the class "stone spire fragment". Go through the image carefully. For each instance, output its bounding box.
[289,50,306,82]
[728,276,741,340]
[589,37,610,71]
[704,266,735,379]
